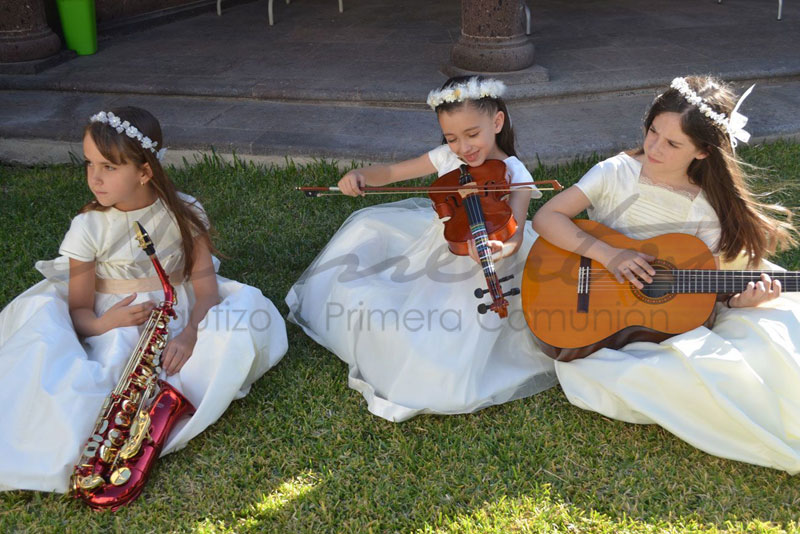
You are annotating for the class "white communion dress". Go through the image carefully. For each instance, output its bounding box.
[286,145,558,422]
[554,153,800,473]
[0,195,288,492]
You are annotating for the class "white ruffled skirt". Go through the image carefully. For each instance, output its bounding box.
[286,198,558,422]
[0,262,288,493]
[554,265,800,473]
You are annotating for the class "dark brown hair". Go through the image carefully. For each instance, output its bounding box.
[631,75,796,266]
[81,106,214,280]
[433,75,517,158]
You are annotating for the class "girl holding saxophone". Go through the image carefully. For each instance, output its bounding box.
[0,107,288,493]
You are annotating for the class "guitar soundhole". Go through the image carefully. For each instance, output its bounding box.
[632,261,677,304]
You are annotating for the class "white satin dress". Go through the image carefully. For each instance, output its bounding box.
[0,194,288,492]
[554,153,800,473]
[286,145,558,422]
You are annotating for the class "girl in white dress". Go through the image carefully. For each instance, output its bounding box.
[0,107,288,492]
[532,75,800,473]
[286,76,557,422]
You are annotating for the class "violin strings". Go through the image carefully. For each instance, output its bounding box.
[461,172,503,304]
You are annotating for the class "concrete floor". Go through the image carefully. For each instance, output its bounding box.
[1,0,799,166]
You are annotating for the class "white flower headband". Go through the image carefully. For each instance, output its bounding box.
[89,111,167,160]
[426,78,507,110]
[669,77,754,150]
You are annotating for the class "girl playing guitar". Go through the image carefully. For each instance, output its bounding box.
[531,75,800,473]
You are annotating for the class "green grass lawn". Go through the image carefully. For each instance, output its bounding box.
[1,142,800,533]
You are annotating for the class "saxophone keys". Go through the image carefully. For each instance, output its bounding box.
[108,428,124,446]
[78,473,105,491]
[110,467,132,486]
[82,441,100,458]
[120,411,151,460]
[132,374,150,389]
[115,411,131,427]
[99,444,117,464]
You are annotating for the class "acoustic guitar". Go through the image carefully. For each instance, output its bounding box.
[521,219,799,361]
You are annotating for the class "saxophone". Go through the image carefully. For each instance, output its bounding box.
[70,221,195,511]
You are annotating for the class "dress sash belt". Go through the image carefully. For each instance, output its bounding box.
[95,271,183,294]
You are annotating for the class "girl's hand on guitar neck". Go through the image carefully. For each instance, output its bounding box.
[599,246,656,290]
[728,273,782,308]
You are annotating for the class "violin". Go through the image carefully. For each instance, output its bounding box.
[429,160,516,318]
[297,163,564,318]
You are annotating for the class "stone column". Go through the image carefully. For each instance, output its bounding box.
[0,0,62,63]
[450,0,537,73]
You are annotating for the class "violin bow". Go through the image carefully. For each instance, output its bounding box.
[297,180,564,197]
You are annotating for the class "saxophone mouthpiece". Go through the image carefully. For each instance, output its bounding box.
[133,222,156,256]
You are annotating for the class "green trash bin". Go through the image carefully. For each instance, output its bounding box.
[56,0,97,55]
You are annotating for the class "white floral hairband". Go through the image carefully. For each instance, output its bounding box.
[669,77,754,150]
[89,111,167,160]
[426,78,507,110]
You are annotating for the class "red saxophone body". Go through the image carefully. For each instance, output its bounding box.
[70,222,195,511]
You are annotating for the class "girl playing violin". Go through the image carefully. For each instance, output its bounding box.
[287,76,557,422]
[532,75,800,473]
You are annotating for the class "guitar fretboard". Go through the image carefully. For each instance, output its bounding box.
[673,270,799,293]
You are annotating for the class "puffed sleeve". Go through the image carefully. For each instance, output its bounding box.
[504,156,542,199]
[427,144,462,176]
[58,213,98,262]
[574,160,609,211]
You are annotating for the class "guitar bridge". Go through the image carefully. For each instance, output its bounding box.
[577,256,591,313]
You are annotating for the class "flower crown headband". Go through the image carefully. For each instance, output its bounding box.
[426,78,507,110]
[669,77,755,150]
[89,111,167,161]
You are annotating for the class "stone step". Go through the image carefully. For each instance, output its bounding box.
[2,78,800,168]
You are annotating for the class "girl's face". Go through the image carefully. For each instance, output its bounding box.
[643,112,708,177]
[438,103,505,166]
[83,132,154,211]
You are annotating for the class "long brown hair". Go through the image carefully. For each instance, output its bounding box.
[631,75,796,266]
[433,75,517,158]
[81,106,214,280]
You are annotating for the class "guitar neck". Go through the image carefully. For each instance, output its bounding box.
[674,270,800,293]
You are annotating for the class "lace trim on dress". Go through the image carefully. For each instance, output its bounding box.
[639,174,699,201]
